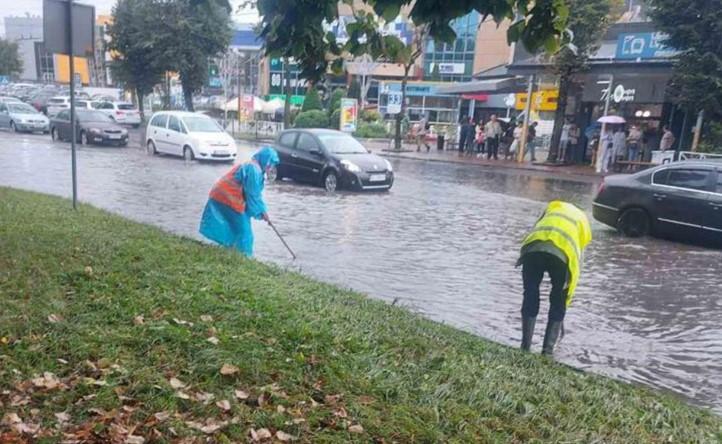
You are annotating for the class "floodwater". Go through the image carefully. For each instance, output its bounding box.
[1,130,721,413]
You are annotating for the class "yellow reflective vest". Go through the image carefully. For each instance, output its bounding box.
[521,201,592,305]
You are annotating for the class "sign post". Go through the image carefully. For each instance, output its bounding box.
[43,0,95,210]
[387,91,402,115]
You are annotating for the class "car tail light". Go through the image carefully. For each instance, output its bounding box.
[116,111,124,116]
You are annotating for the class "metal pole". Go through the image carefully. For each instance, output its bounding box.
[691,109,704,152]
[237,53,241,134]
[68,0,78,210]
[595,74,613,171]
[517,74,535,163]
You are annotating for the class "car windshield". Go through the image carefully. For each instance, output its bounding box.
[77,110,113,123]
[117,104,136,110]
[182,116,221,132]
[318,134,368,154]
[8,103,39,114]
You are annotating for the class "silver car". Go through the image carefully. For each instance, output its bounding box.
[0,101,50,133]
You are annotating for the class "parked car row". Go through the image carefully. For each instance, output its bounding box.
[50,110,129,146]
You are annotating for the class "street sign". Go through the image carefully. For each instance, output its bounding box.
[387,91,402,115]
[0,76,9,85]
[43,0,95,57]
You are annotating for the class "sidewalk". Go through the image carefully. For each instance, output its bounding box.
[363,139,602,183]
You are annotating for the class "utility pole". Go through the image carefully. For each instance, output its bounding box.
[517,74,535,163]
[691,109,704,152]
[68,0,78,210]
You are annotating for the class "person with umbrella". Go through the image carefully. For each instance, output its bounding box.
[596,115,625,173]
[199,147,280,257]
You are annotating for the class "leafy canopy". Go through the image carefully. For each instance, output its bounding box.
[0,38,23,77]
[257,0,570,81]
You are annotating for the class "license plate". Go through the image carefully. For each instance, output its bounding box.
[108,134,122,140]
[369,174,386,182]
[213,150,229,155]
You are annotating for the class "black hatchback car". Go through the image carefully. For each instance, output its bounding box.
[50,109,128,146]
[274,129,394,192]
[593,161,722,244]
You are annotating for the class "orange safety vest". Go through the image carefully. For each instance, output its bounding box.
[209,164,246,213]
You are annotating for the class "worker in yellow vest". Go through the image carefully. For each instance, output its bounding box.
[517,201,592,355]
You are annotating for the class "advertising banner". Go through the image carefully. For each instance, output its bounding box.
[340,98,358,132]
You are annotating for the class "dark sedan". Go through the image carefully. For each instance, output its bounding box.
[50,109,128,146]
[593,161,722,245]
[274,129,394,192]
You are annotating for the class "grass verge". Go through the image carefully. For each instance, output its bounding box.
[1,187,720,443]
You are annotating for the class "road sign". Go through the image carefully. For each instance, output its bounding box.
[387,91,402,114]
[0,76,9,85]
[43,0,95,57]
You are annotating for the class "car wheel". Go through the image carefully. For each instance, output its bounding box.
[618,208,651,238]
[266,166,278,182]
[10,121,18,133]
[51,127,59,141]
[147,140,157,155]
[82,131,91,146]
[323,170,338,192]
[183,146,195,161]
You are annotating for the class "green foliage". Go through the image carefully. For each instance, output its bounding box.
[293,110,328,128]
[301,87,323,112]
[328,89,346,114]
[698,121,722,153]
[329,108,341,130]
[257,0,570,82]
[361,109,381,123]
[649,0,722,118]
[0,38,22,77]
[1,188,721,443]
[354,122,388,138]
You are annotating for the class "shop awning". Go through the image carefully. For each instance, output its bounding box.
[435,77,523,95]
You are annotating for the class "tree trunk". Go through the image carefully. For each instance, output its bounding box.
[137,89,145,121]
[182,82,195,112]
[283,58,292,128]
[547,73,571,162]
[394,64,411,150]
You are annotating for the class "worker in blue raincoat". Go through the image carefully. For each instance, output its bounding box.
[199,147,279,256]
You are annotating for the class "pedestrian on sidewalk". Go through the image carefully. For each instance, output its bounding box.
[612,125,627,170]
[559,119,571,162]
[659,125,675,151]
[567,123,580,162]
[627,125,642,161]
[474,121,486,155]
[524,121,539,161]
[199,147,280,257]
[508,123,522,160]
[485,114,503,160]
[459,116,474,155]
[596,126,614,174]
[517,200,592,355]
[416,114,431,152]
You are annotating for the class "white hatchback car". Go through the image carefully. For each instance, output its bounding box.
[94,101,141,127]
[145,111,236,162]
[46,96,71,117]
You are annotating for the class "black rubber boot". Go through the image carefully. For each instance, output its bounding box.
[542,321,563,356]
[520,317,536,351]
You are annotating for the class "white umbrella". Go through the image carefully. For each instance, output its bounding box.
[597,115,626,124]
[225,96,266,112]
[262,98,285,114]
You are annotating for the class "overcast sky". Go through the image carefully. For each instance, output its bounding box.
[0,0,258,36]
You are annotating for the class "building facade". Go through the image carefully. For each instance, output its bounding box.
[4,15,45,81]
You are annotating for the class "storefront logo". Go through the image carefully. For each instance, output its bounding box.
[601,84,636,103]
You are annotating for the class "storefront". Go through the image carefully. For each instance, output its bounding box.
[377,81,461,124]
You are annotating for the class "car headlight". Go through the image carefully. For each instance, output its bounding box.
[88,128,102,134]
[384,159,393,172]
[341,160,361,173]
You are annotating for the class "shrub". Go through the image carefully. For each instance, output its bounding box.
[354,122,388,138]
[361,109,381,123]
[328,89,346,115]
[301,87,323,112]
[294,110,329,129]
[329,109,341,130]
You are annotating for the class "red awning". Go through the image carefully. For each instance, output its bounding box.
[461,93,489,101]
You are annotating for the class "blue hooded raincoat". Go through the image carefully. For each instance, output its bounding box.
[199,147,279,256]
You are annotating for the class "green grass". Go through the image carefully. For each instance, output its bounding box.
[1,187,720,443]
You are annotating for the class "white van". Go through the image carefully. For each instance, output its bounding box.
[145,111,236,162]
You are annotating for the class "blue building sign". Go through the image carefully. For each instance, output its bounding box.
[616,32,677,60]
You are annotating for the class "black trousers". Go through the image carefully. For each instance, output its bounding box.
[521,252,568,322]
[487,137,499,159]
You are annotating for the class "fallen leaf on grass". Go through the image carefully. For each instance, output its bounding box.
[194,392,215,404]
[249,428,272,441]
[276,430,294,442]
[175,391,191,400]
[47,314,63,323]
[169,377,186,389]
[234,389,249,400]
[133,315,145,325]
[125,435,145,444]
[31,372,61,390]
[54,412,70,423]
[276,405,286,414]
[357,395,375,405]
[172,318,194,327]
[186,419,228,434]
[348,424,364,434]
[57,358,69,365]
[153,411,171,422]
[333,407,348,418]
[1,412,40,435]
[220,364,239,376]
[216,399,231,411]
[206,336,219,345]
[84,266,93,276]
[324,394,342,405]
[200,315,213,322]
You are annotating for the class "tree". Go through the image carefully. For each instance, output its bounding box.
[301,87,323,112]
[157,0,232,111]
[328,88,346,115]
[257,0,570,83]
[347,79,361,101]
[0,38,22,78]
[546,0,616,162]
[107,0,165,120]
[649,0,722,122]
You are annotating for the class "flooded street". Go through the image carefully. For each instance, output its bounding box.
[2,130,721,413]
